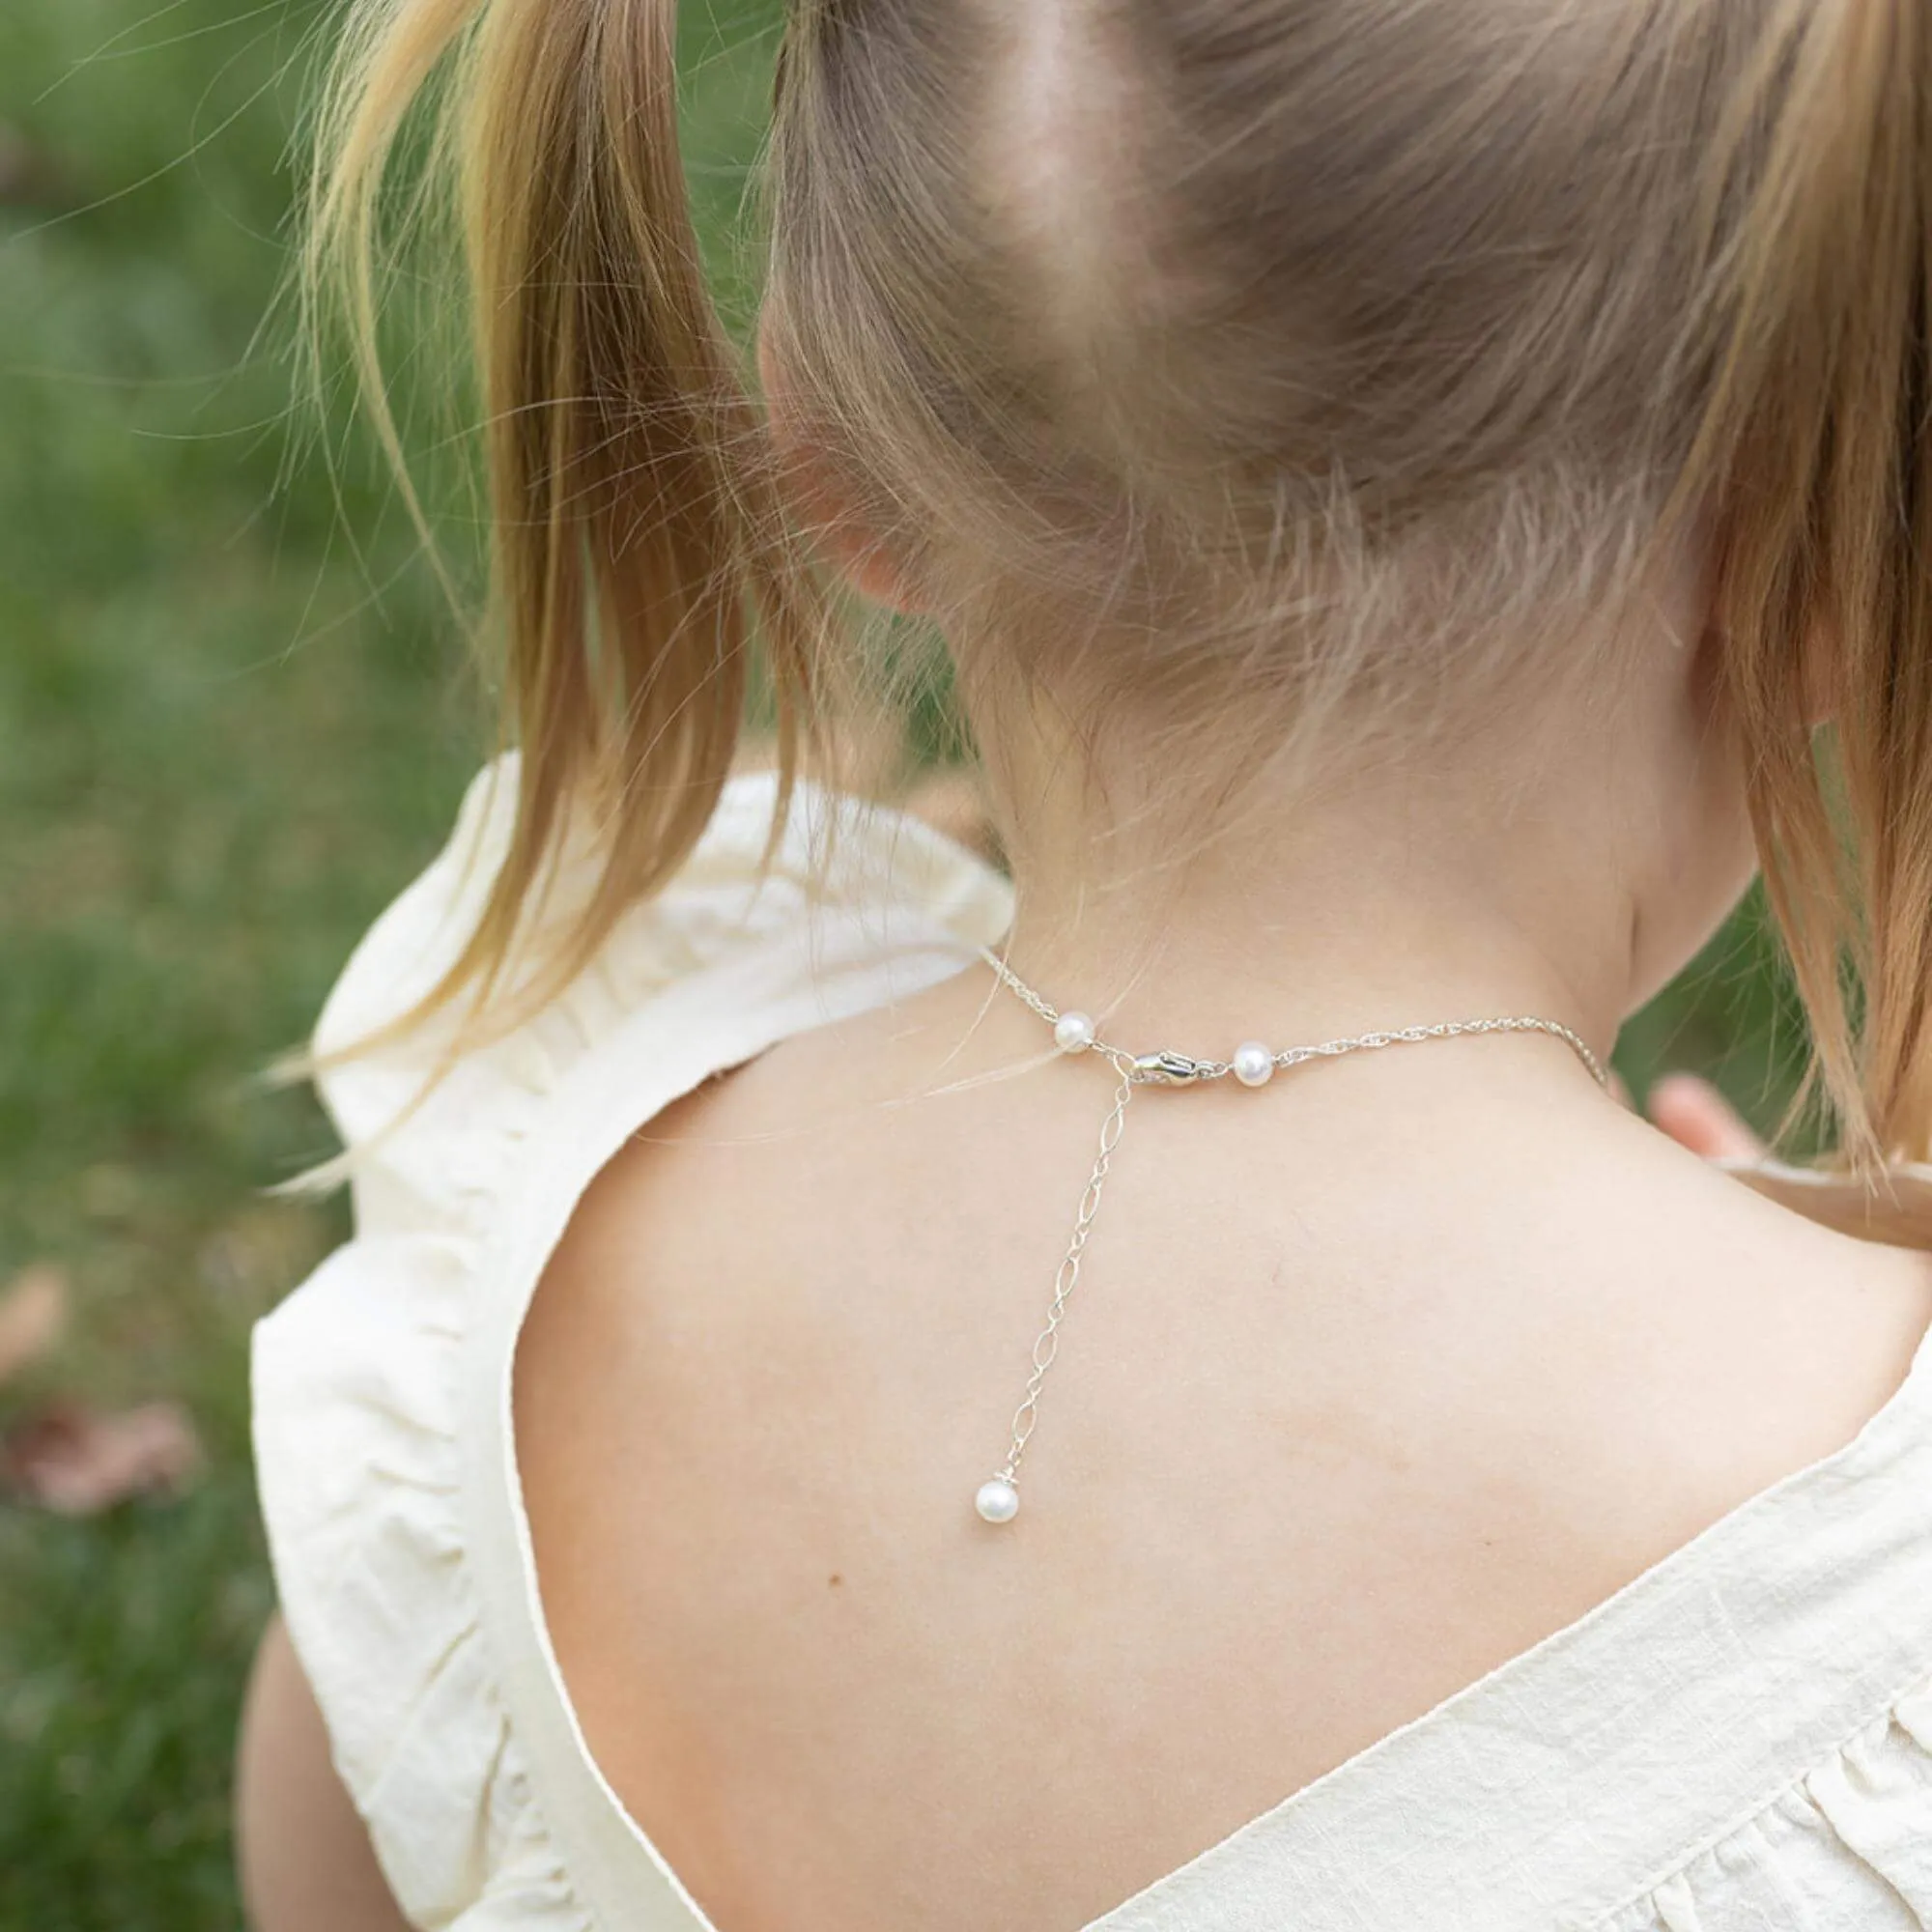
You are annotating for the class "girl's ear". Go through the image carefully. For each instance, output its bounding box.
[758,324,924,613]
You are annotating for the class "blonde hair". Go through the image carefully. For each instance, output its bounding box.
[308,0,1932,1171]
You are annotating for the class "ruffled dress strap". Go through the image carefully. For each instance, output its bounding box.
[251,757,1013,1931]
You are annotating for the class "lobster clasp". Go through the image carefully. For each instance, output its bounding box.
[1131,1049,1209,1087]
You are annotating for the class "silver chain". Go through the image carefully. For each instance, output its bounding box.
[980,947,1609,1089]
[970,945,1609,1525]
[995,1050,1136,1489]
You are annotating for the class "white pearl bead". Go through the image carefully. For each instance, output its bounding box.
[1232,1040,1275,1088]
[975,1476,1021,1523]
[1053,1010,1096,1053]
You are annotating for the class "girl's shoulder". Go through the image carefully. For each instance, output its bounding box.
[248,755,1012,1932]
[296,753,1014,1236]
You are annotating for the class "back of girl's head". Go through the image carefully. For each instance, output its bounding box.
[310,0,1932,1167]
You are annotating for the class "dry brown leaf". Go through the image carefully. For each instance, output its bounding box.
[1,1400,204,1515]
[0,125,67,208]
[0,1264,68,1385]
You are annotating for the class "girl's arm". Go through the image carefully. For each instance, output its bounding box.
[233,1614,413,1932]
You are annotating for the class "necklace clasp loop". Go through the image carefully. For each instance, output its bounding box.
[1131,1049,1210,1087]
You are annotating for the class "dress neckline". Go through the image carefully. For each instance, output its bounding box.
[1083,1301,1932,1929]
[454,782,1932,1932]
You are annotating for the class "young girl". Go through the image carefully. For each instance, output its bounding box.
[235,1,1932,1927]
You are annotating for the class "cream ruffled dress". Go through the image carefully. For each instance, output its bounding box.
[254,759,1932,1932]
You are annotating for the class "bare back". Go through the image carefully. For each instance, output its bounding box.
[516,961,1932,1932]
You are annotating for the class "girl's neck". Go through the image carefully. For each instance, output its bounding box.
[999,843,1627,1079]
[983,697,1741,1076]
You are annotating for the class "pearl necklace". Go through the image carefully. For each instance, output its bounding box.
[971,946,1610,1525]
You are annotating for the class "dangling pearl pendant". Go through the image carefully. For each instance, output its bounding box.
[973,944,1611,1530]
[975,1475,1021,1523]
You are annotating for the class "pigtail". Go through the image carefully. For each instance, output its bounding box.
[1689,0,1932,1172]
[305,0,821,1034]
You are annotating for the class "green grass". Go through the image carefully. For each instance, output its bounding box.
[0,4,780,1922]
[0,5,1811,1925]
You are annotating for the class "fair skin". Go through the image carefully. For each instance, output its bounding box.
[230,1084,1779,1932]
[236,537,1932,1930]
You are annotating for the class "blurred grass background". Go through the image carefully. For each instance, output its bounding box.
[0,2,1810,1924]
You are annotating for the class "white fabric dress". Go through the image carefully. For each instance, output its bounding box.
[254,759,1932,1932]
